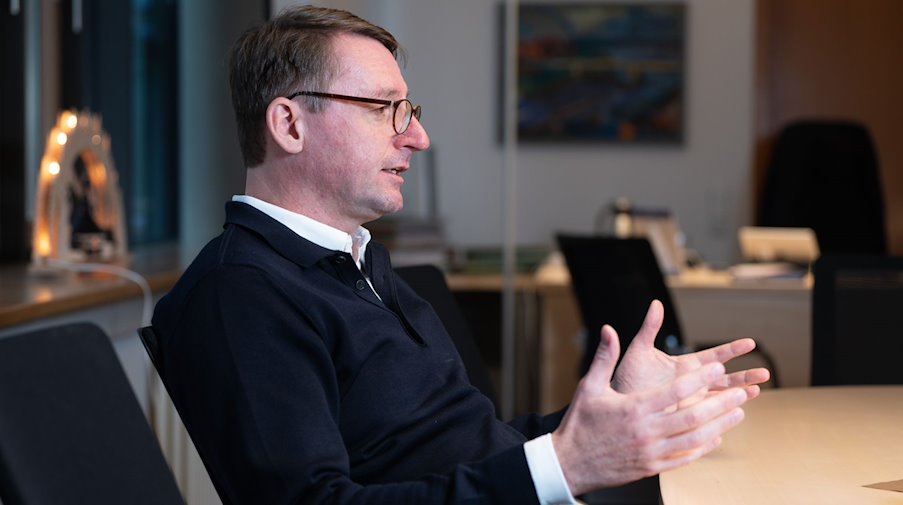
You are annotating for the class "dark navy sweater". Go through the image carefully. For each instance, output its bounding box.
[152,202,563,504]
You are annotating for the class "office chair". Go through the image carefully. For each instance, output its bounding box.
[811,254,903,386]
[555,234,780,386]
[556,235,687,371]
[394,264,498,408]
[759,120,887,255]
[0,322,184,505]
[140,325,163,372]
[138,326,232,505]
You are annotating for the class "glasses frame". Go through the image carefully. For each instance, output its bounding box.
[286,91,421,135]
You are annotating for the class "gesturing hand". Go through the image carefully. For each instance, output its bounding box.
[551,325,750,496]
[612,300,770,400]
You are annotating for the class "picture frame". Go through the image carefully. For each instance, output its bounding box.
[503,2,686,144]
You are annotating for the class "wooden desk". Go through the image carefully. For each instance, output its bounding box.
[445,273,536,292]
[668,269,812,388]
[660,386,903,504]
[534,262,812,413]
[0,244,182,329]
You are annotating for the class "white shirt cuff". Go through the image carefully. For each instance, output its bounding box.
[524,433,578,505]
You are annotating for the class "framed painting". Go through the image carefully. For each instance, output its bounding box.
[511,3,686,143]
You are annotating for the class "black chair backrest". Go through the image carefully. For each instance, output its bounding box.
[760,120,887,255]
[811,254,903,386]
[139,325,162,372]
[0,322,184,505]
[138,325,235,505]
[556,234,682,375]
[394,264,498,407]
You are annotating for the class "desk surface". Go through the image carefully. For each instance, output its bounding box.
[445,273,536,292]
[0,245,182,329]
[660,386,903,505]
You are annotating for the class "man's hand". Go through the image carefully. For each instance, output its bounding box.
[612,300,770,399]
[552,324,751,496]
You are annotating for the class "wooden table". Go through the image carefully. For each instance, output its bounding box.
[660,386,903,504]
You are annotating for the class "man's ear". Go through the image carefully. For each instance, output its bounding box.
[265,97,305,154]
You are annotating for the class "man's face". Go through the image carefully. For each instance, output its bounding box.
[301,33,430,232]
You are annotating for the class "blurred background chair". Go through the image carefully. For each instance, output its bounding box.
[557,235,683,372]
[394,264,498,409]
[0,322,184,505]
[811,254,903,386]
[555,234,780,385]
[759,120,887,255]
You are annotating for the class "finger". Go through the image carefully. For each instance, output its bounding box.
[655,399,745,459]
[702,383,761,401]
[652,436,723,474]
[710,368,771,390]
[580,324,621,395]
[631,300,664,349]
[691,338,758,366]
[744,385,761,400]
[656,387,748,438]
[640,361,725,414]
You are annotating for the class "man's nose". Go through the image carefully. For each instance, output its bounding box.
[401,116,430,151]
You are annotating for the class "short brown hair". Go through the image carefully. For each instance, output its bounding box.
[229,5,401,168]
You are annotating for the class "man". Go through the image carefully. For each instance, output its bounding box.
[152,5,769,504]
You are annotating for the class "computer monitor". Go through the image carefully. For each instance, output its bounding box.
[738,226,820,264]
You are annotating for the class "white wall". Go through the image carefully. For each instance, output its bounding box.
[179,0,263,264]
[273,0,756,267]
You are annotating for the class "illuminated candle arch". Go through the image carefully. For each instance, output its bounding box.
[32,110,128,266]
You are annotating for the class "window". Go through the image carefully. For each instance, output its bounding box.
[59,0,179,246]
[0,0,179,264]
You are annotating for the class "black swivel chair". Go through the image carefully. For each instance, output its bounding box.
[557,235,683,373]
[138,326,234,505]
[139,325,164,378]
[760,120,887,255]
[0,322,184,505]
[555,234,780,385]
[811,254,903,386]
[394,264,498,408]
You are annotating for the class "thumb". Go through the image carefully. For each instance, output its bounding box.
[632,299,664,348]
[581,324,620,395]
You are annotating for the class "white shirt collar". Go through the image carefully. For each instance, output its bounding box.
[232,195,371,268]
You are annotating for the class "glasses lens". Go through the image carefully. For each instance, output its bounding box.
[394,100,413,134]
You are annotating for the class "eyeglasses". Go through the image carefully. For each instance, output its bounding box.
[286,91,422,135]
